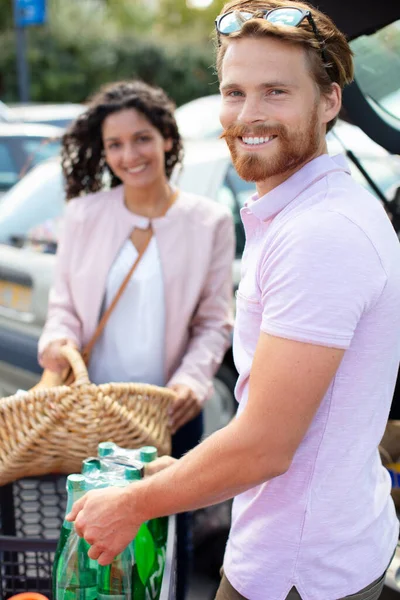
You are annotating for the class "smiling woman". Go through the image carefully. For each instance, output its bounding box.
[101,109,173,208]
[61,81,183,200]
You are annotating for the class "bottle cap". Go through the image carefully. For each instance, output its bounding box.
[98,441,116,457]
[67,474,86,492]
[125,465,142,481]
[139,446,158,463]
[82,457,101,474]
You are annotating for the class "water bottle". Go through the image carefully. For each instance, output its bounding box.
[52,474,97,600]
[97,442,158,465]
[95,465,142,599]
[96,543,134,600]
[133,450,167,600]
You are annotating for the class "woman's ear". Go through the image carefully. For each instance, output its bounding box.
[164,138,173,152]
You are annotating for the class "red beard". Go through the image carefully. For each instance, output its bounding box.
[221,106,320,183]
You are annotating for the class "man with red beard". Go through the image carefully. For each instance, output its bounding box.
[66,2,400,599]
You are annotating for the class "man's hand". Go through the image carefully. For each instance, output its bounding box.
[66,486,142,565]
[168,384,202,434]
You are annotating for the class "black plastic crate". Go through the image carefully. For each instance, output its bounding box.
[0,476,177,599]
[0,474,67,599]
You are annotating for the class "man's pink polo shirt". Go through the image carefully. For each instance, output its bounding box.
[224,154,400,600]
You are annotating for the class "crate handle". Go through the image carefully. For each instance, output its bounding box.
[7,594,49,600]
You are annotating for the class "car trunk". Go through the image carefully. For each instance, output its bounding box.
[308,0,400,155]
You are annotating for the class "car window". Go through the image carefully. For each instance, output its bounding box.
[38,119,73,128]
[0,142,18,189]
[20,138,62,170]
[351,20,400,122]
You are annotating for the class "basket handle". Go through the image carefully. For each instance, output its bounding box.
[60,345,91,386]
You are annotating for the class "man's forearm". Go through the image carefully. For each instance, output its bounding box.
[130,413,287,522]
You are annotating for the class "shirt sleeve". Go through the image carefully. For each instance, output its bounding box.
[258,210,387,349]
[37,200,83,359]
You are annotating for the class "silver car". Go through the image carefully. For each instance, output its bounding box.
[0,122,62,196]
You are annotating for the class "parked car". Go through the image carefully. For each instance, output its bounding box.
[8,103,86,129]
[0,101,18,123]
[0,122,63,196]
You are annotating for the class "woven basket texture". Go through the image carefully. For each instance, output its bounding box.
[0,346,174,486]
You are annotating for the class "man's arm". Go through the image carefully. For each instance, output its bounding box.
[142,333,344,511]
[68,332,343,565]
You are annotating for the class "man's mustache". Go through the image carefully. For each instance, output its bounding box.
[220,123,284,140]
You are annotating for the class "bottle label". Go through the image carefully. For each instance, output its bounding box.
[98,595,125,600]
[145,545,166,600]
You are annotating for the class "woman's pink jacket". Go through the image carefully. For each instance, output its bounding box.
[38,185,235,404]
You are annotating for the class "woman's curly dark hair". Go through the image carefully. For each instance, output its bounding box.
[61,80,184,200]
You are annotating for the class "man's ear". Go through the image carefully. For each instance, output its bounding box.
[322,82,342,126]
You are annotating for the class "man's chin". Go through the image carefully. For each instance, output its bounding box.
[234,168,259,182]
[232,155,272,183]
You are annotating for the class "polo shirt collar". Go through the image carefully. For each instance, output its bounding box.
[246,154,350,222]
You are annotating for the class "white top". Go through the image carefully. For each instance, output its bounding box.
[88,235,165,386]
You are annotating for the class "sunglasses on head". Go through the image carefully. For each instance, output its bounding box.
[215,6,329,67]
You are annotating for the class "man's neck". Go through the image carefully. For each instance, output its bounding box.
[256,147,328,198]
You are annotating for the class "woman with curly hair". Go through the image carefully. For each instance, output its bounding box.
[38,80,234,599]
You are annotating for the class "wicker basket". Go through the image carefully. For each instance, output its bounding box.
[0,346,174,486]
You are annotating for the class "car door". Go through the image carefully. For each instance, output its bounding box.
[0,139,20,194]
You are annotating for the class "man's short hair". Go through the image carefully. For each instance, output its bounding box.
[216,0,354,132]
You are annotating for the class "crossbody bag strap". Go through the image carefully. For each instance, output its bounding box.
[81,230,153,363]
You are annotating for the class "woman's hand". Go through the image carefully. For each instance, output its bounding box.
[168,384,202,434]
[40,339,77,373]
[144,455,177,477]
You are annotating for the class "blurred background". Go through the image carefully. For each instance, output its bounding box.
[0,0,226,107]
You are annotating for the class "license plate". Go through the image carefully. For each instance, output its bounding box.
[0,280,32,313]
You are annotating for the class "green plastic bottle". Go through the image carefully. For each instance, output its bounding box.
[97,546,134,600]
[52,474,98,600]
[95,467,141,599]
[95,444,167,599]
[82,457,101,475]
[133,450,167,600]
[139,446,158,464]
[124,464,142,482]
[97,441,118,458]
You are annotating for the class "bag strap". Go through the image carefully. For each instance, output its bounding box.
[81,188,179,363]
[82,231,152,362]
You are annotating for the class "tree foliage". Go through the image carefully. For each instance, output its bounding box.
[155,0,226,42]
[0,0,13,31]
[0,0,221,105]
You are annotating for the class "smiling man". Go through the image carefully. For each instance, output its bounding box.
[67,2,400,599]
